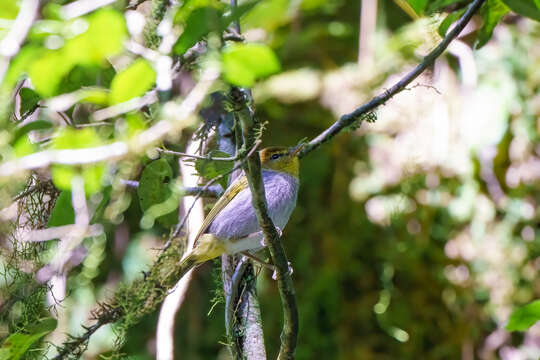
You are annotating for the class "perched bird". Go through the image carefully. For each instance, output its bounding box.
[179,145,302,273]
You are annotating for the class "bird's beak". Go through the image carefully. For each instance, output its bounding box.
[289,143,305,157]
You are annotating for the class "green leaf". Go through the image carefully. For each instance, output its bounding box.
[52,127,102,150]
[2,46,42,92]
[502,0,540,20]
[13,137,36,157]
[506,300,540,331]
[0,0,19,20]
[173,7,223,55]
[47,191,75,227]
[476,0,509,48]
[63,9,127,66]
[405,0,428,15]
[137,159,178,228]
[172,0,258,54]
[222,44,281,87]
[109,59,156,105]
[174,0,224,24]
[51,128,105,194]
[427,0,462,13]
[11,120,52,145]
[243,0,291,31]
[28,9,127,97]
[438,9,465,37]
[222,1,260,30]
[195,150,233,189]
[19,88,41,118]
[28,50,72,98]
[80,87,109,105]
[0,318,57,360]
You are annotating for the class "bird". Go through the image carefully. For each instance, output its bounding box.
[178,144,302,274]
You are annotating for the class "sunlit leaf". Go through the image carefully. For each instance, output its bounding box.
[125,113,147,138]
[242,0,291,31]
[502,0,540,21]
[222,44,280,87]
[51,128,105,194]
[0,318,57,360]
[28,9,126,97]
[109,59,156,105]
[63,9,127,66]
[13,136,36,157]
[137,159,178,228]
[476,0,509,48]
[53,127,101,150]
[80,87,109,105]
[0,0,19,20]
[28,50,72,97]
[174,0,224,23]
[506,300,540,331]
[2,46,42,92]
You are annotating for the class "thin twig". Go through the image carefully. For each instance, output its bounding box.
[169,139,262,239]
[299,0,486,158]
[157,148,243,161]
[120,179,222,198]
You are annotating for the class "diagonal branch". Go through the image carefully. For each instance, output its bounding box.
[299,0,486,158]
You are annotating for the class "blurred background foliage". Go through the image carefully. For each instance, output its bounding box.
[0,0,539,359]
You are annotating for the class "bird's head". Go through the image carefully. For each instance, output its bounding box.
[259,144,303,177]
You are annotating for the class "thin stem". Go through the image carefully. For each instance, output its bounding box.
[299,0,486,158]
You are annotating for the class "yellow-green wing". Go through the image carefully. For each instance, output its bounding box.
[192,175,248,245]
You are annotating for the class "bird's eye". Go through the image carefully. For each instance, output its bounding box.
[271,153,280,160]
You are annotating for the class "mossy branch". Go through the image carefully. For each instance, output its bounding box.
[52,238,188,359]
[231,87,299,359]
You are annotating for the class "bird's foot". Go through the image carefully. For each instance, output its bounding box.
[271,261,294,280]
[259,227,283,247]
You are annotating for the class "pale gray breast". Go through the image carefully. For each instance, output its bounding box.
[208,170,299,240]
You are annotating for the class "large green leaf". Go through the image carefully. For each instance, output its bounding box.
[28,9,127,97]
[0,318,57,360]
[222,44,280,87]
[137,159,178,228]
[109,59,156,105]
[502,0,540,21]
[476,0,509,48]
[506,300,540,331]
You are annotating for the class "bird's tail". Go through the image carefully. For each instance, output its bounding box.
[178,233,226,274]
